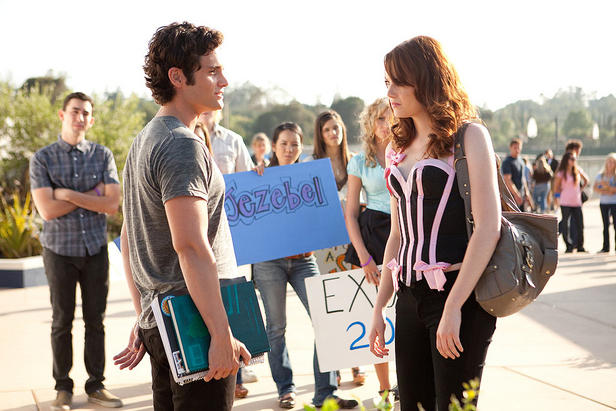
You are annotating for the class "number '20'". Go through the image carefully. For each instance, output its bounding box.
[346,318,395,351]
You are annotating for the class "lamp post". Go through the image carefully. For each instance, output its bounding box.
[527,117,538,139]
[554,116,558,154]
[592,123,600,141]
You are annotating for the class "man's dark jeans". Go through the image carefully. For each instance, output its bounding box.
[42,246,109,394]
[139,326,235,410]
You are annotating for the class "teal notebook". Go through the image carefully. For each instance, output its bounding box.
[168,281,270,373]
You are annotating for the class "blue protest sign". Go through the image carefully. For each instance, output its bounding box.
[223,158,349,265]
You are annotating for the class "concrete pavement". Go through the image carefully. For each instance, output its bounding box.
[1,199,615,410]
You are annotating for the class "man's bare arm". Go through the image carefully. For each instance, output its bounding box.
[165,196,250,381]
[113,221,147,370]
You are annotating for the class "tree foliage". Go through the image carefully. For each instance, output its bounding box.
[482,87,616,155]
[0,80,146,196]
[252,101,317,143]
[331,96,365,144]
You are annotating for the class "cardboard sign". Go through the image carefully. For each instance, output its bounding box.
[223,159,349,265]
[314,245,357,274]
[305,268,396,372]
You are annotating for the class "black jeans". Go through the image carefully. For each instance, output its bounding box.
[42,246,109,394]
[140,327,235,410]
[600,203,616,251]
[560,206,584,250]
[394,278,496,411]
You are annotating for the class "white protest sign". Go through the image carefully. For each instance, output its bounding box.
[305,268,396,372]
[313,245,356,274]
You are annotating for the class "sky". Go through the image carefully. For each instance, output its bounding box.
[1,0,615,111]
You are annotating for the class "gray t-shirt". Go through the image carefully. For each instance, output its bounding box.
[123,116,238,329]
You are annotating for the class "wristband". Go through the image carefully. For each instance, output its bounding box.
[360,255,373,267]
[94,187,102,196]
[554,193,561,198]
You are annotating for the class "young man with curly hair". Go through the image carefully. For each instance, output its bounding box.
[114,22,250,410]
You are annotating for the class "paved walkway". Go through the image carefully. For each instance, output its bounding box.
[1,199,615,410]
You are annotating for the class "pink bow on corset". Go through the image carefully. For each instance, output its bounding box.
[413,260,450,291]
[386,151,406,165]
[386,259,401,293]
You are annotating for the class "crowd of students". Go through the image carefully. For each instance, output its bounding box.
[35,21,616,411]
[505,138,616,254]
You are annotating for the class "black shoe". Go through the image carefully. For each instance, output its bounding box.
[577,248,587,253]
[598,248,609,253]
[336,398,359,409]
[565,248,573,253]
[278,393,295,409]
[391,384,400,401]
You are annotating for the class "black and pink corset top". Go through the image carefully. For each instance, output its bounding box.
[384,147,468,291]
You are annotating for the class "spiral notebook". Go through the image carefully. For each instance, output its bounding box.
[151,280,270,385]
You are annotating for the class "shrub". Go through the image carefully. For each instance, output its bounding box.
[0,191,42,258]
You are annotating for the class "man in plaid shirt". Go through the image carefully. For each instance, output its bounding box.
[30,92,123,410]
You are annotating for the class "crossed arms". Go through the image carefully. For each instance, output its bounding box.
[31,182,120,221]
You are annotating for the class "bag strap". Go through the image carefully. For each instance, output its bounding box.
[453,122,520,238]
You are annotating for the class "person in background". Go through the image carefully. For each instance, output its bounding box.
[593,153,616,253]
[369,36,500,411]
[312,110,354,203]
[312,110,366,386]
[563,139,586,251]
[502,138,533,211]
[343,97,397,402]
[522,156,533,211]
[565,139,583,158]
[194,121,213,153]
[545,149,559,211]
[199,110,254,173]
[251,132,271,166]
[532,155,553,214]
[30,92,122,410]
[554,151,588,253]
[252,122,358,410]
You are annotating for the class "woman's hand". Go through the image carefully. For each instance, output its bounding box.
[252,163,265,176]
[113,322,146,370]
[369,310,389,358]
[362,258,381,285]
[436,307,463,359]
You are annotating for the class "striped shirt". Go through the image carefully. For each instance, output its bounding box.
[29,136,119,257]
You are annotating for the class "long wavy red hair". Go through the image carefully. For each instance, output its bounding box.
[384,36,478,157]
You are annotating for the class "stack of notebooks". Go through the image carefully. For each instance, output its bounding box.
[151,280,270,385]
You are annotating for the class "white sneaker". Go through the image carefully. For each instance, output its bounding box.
[242,366,258,383]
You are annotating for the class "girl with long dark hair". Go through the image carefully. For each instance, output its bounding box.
[554,151,588,252]
[253,123,358,410]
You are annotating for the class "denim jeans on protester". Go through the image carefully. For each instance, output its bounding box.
[253,255,338,406]
[42,246,109,394]
[532,182,549,213]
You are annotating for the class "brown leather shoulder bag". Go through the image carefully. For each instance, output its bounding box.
[453,123,559,317]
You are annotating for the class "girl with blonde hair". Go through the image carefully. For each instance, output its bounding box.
[344,97,398,401]
[593,153,616,252]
